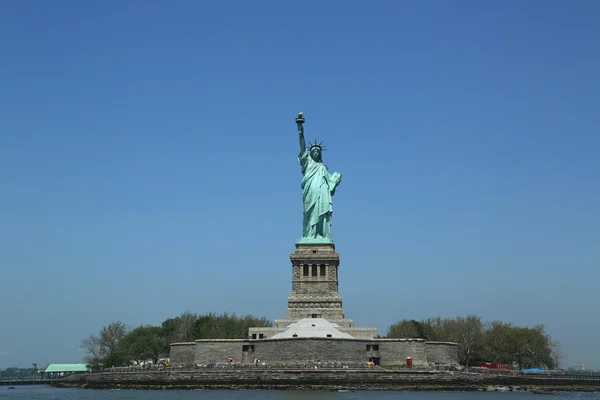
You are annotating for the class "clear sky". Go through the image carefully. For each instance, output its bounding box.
[1,0,598,370]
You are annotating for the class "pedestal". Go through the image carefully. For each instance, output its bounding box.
[286,243,345,320]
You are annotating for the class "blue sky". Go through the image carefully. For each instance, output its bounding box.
[1,0,598,369]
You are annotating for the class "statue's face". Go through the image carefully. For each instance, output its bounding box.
[310,147,322,162]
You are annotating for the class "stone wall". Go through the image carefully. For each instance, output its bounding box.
[170,338,458,367]
[194,340,246,364]
[252,338,367,363]
[170,342,195,365]
[377,339,428,367]
[426,342,459,365]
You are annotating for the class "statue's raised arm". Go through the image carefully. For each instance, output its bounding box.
[296,111,306,158]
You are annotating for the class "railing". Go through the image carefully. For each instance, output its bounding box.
[567,372,600,378]
[104,362,479,373]
[564,373,600,380]
[107,361,383,372]
[31,362,594,382]
[99,364,600,380]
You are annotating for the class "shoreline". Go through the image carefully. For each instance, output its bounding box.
[54,369,600,392]
[54,383,600,393]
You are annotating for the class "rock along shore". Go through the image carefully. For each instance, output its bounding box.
[55,369,600,392]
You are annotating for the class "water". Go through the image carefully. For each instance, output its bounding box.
[1,386,600,400]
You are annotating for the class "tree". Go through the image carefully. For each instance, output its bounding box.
[386,320,421,339]
[394,315,486,366]
[481,321,514,364]
[99,321,128,354]
[162,312,198,346]
[382,314,561,367]
[551,340,565,370]
[194,312,219,338]
[509,325,554,369]
[193,312,271,339]
[102,350,130,368]
[0,367,33,378]
[174,311,198,342]
[80,334,102,366]
[120,325,166,365]
[81,312,274,366]
[81,321,129,367]
[437,315,484,366]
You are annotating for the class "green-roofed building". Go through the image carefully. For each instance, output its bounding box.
[43,364,89,374]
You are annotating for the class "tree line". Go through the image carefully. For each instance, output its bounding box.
[386,314,564,369]
[80,312,272,368]
[81,312,564,370]
[0,367,35,378]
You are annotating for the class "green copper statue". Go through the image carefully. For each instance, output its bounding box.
[296,112,342,244]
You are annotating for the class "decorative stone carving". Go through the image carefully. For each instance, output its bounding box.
[327,265,336,279]
[292,266,300,280]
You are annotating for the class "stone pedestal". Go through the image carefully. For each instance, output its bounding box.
[286,243,344,320]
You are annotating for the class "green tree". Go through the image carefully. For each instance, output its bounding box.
[99,321,128,354]
[162,311,198,344]
[386,314,524,366]
[436,315,484,366]
[193,312,271,339]
[0,367,33,378]
[481,321,514,364]
[510,325,554,369]
[194,312,219,338]
[386,320,420,338]
[102,350,130,368]
[120,325,166,365]
[82,312,273,366]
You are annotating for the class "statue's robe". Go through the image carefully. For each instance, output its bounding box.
[299,150,340,240]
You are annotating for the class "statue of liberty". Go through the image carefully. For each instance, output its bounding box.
[295,112,342,244]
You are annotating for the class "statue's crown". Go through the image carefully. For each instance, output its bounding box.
[308,138,327,151]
